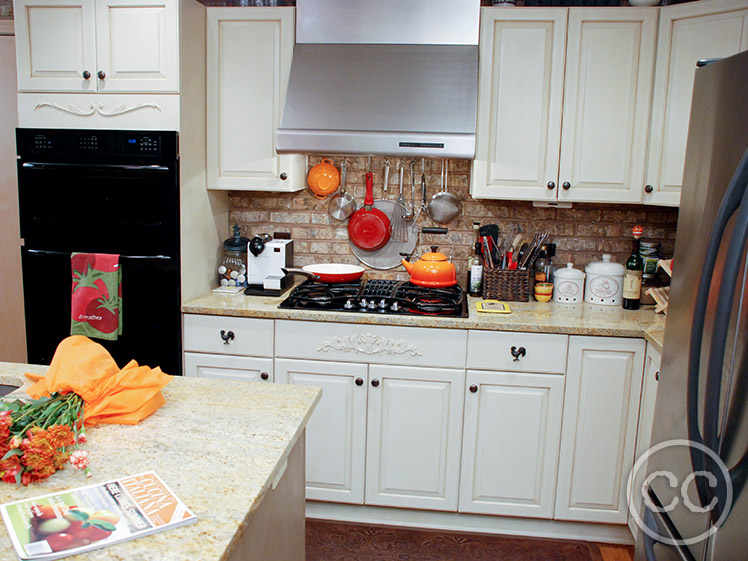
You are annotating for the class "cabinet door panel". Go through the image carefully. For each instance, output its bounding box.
[628,344,661,538]
[365,365,464,511]
[184,352,272,382]
[471,8,566,201]
[460,370,564,518]
[14,0,97,92]
[275,358,368,504]
[556,336,645,523]
[95,0,179,93]
[206,8,305,192]
[559,8,656,203]
[644,0,748,206]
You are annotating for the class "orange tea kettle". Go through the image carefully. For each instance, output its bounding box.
[307,159,340,199]
[402,246,457,287]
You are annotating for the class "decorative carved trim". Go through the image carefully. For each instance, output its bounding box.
[96,103,161,116]
[33,101,162,117]
[317,333,422,357]
[34,102,96,116]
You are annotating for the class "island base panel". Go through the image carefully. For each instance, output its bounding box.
[228,435,305,561]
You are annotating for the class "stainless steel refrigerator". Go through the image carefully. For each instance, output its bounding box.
[633,50,748,561]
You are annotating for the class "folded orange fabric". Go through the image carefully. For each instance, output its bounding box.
[25,336,172,426]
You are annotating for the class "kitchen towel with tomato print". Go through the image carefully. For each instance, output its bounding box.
[71,253,122,340]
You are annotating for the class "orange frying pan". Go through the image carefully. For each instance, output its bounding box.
[347,171,391,251]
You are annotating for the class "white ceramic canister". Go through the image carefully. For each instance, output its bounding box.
[553,263,585,304]
[584,254,624,306]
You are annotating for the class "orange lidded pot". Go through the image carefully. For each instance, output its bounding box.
[402,246,457,287]
[307,159,340,199]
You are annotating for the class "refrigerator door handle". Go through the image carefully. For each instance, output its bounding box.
[642,509,659,561]
[687,147,748,509]
[703,178,748,522]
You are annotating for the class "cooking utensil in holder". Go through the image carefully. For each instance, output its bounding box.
[482,268,534,302]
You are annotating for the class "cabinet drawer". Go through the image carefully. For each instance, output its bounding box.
[467,331,568,374]
[184,352,273,382]
[275,320,467,368]
[183,314,274,357]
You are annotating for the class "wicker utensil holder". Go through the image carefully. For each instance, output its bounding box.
[482,268,534,302]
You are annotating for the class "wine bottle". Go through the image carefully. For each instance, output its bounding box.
[468,222,483,297]
[623,225,644,310]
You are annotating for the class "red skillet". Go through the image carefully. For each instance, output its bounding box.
[347,171,391,251]
[282,263,365,283]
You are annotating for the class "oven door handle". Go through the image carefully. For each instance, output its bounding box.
[21,162,171,172]
[26,249,173,260]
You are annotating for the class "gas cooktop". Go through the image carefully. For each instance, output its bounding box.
[279,279,467,318]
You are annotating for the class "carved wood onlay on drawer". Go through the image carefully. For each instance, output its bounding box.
[34,102,162,117]
[317,333,423,357]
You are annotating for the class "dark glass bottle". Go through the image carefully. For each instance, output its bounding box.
[622,225,644,310]
[468,222,483,297]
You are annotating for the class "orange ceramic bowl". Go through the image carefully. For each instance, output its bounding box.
[307,159,340,199]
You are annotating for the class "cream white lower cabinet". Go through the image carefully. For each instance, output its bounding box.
[628,344,661,539]
[275,358,368,504]
[183,353,272,381]
[460,331,567,519]
[275,320,467,511]
[555,336,645,524]
[275,359,464,511]
[459,369,564,519]
[182,314,274,381]
[184,313,659,537]
[365,364,465,511]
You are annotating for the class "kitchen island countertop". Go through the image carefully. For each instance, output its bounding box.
[182,290,667,352]
[0,362,321,561]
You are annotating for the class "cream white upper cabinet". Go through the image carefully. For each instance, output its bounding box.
[472,7,657,204]
[471,8,566,202]
[14,0,179,93]
[643,0,748,207]
[555,336,645,524]
[558,9,656,203]
[206,8,305,192]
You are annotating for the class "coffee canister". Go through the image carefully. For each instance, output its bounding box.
[553,263,585,304]
[584,254,624,306]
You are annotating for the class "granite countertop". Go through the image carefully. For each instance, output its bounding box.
[0,362,321,561]
[182,290,668,352]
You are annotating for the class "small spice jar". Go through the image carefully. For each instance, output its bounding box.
[218,224,249,287]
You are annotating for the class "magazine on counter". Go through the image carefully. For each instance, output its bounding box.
[0,471,196,561]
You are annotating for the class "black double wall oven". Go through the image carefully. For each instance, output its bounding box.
[17,129,182,376]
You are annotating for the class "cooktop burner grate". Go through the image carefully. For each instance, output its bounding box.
[279,279,467,318]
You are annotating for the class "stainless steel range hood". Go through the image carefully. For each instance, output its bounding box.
[276,0,480,159]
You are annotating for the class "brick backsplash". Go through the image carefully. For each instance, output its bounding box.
[0,1,12,18]
[229,156,678,285]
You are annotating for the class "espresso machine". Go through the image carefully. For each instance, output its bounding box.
[245,236,294,295]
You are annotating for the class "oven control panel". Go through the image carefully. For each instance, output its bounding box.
[17,129,177,162]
